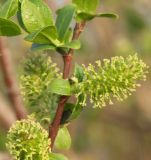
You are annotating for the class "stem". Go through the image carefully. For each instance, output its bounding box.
[49,22,86,148]
[0,94,17,130]
[63,54,72,79]
[0,37,27,120]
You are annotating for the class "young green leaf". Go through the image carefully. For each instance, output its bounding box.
[17,3,28,32]
[24,28,50,44]
[77,12,118,21]
[97,13,119,19]
[73,0,118,21]
[61,103,83,124]
[54,127,71,150]
[76,12,94,21]
[61,103,75,124]
[0,18,21,36]
[73,0,99,13]
[0,0,18,19]
[63,28,73,43]
[70,103,83,120]
[49,153,68,160]
[60,40,81,50]
[49,79,71,96]
[24,26,60,45]
[21,0,54,32]
[56,4,76,41]
[74,63,84,82]
[31,43,56,51]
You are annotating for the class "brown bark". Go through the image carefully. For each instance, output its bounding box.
[0,94,16,130]
[49,22,86,148]
[0,37,27,120]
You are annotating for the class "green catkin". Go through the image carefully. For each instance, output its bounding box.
[6,116,51,160]
[20,53,61,124]
[75,54,148,108]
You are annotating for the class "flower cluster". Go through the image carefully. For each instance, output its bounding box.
[6,116,51,160]
[74,54,148,108]
[20,53,61,124]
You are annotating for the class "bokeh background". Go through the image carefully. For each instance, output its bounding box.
[0,0,151,159]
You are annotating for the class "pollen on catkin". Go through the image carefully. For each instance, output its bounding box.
[74,54,148,108]
[6,116,51,160]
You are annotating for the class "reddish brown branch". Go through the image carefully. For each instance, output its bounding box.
[49,96,68,147]
[69,22,86,56]
[63,54,72,79]
[0,37,27,120]
[49,22,86,148]
[72,22,86,40]
[0,94,16,130]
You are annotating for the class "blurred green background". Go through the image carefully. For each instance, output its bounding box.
[0,0,151,159]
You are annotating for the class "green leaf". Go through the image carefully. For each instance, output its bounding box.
[0,18,21,36]
[73,0,99,13]
[76,12,94,21]
[97,13,119,19]
[24,26,60,45]
[70,104,83,120]
[61,103,83,124]
[73,0,118,22]
[21,0,54,32]
[63,28,73,43]
[17,3,28,32]
[61,103,75,124]
[31,43,56,51]
[56,4,76,41]
[77,12,118,21]
[49,153,68,160]
[0,0,18,19]
[61,40,81,50]
[74,63,84,82]
[24,28,50,44]
[55,127,71,150]
[49,79,71,96]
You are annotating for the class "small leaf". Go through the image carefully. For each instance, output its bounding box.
[64,28,73,43]
[61,40,81,50]
[61,103,75,124]
[0,18,21,36]
[56,4,76,41]
[21,0,54,32]
[96,13,119,19]
[49,79,71,96]
[77,12,118,21]
[73,0,99,13]
[70,104,83,120]
[24,28,50,44]
[49,153,68,160]
[55,127,71,150]
[31,43,56,51]
[74,63,84,82]
[76,12,94,21]
[0,0,18,19]
[61,103,83,124]
[24,26,60,45]
[17,3,28,32]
